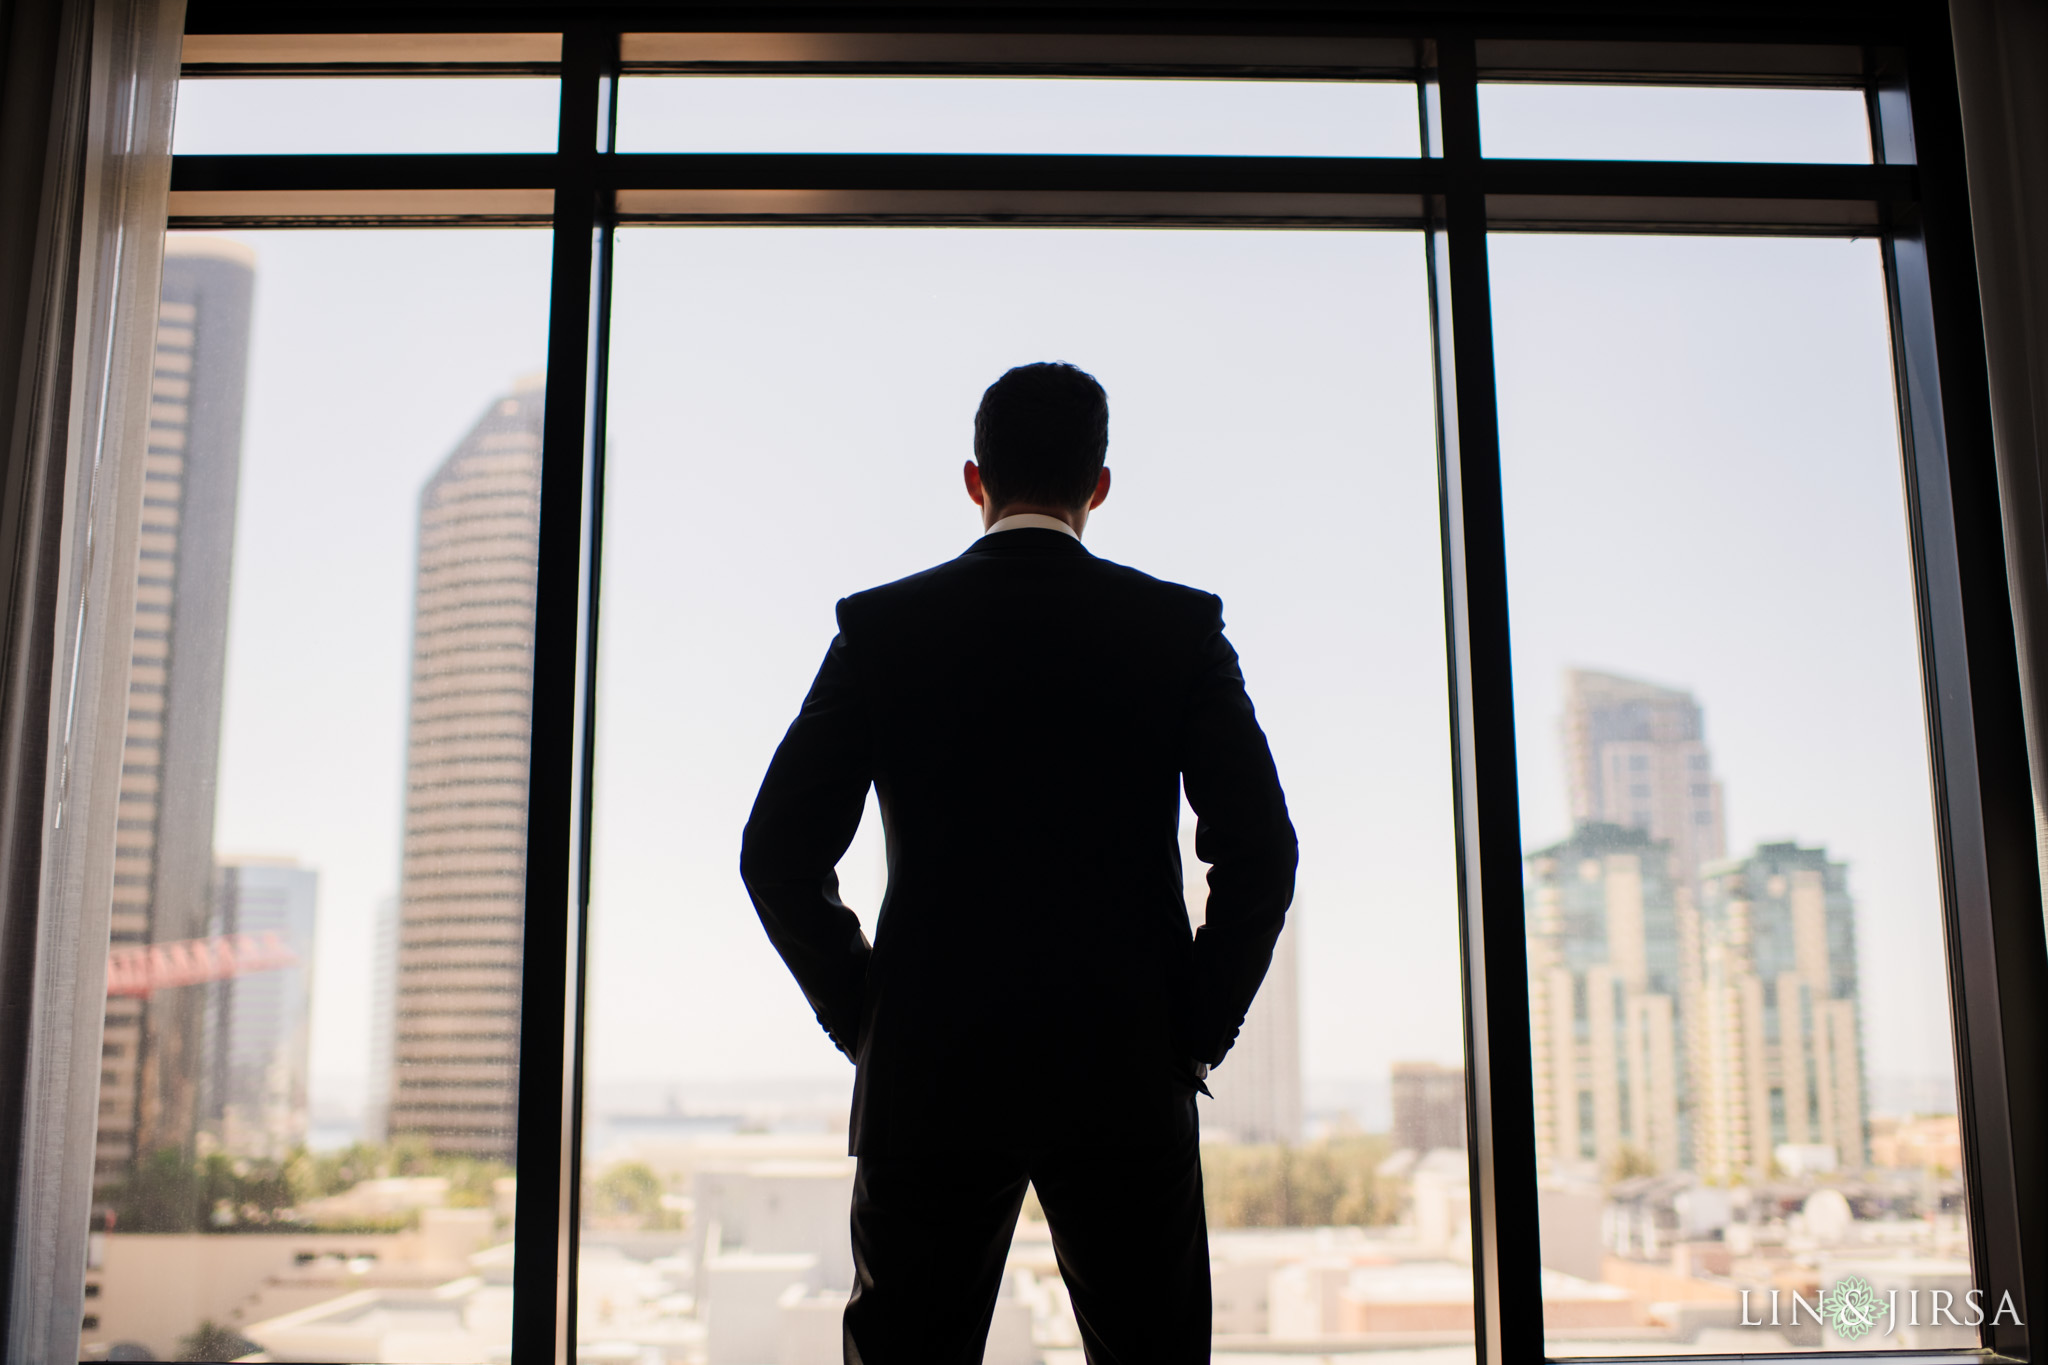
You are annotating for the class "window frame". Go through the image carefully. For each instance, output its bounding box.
[16,5,2041,1364]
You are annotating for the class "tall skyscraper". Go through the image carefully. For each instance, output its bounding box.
[201,860,318,1158]
[1183,820,1302,1144]
[1693,842,1866,1181]
[98,238,254,1192]
[382,377,543,1161]
[1390,1061,1467,1152]
[1562,669,1726,886]
[1525,823,1688,1175]
[364,894,400,1143]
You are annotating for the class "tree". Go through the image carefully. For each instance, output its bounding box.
[1608,1144,1658,1182]
[1200,1137,1395,1229]
[587,1161,677,1229]
[442,1155,512,1210]
[108,1149,304,1232]
[291,1141,385,1202]
[174,1320,257,1361]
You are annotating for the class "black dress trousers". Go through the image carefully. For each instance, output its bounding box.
[843,1095,1211,1365]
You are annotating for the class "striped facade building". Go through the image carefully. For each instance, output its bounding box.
[1525,822,1688,1177]
[381,377,543,1161]
[1693,843,1867,1181]
[98,237,253,1190]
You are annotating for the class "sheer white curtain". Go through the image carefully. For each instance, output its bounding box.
[4,0,183,1357]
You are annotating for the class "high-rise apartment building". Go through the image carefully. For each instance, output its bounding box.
[382,377,543,1161]
[1526,823,1688,1175]
[1390,1061,1467,1152]
[1541,670,1873,1182]
[1184,820,1302,1144]
[202,860,318,1158]
[1693,842,1866,1181]
[98,238,254,1191]
[364,894,400,1142]
[1202,915,1303,1144]
[1562,669,1726,886]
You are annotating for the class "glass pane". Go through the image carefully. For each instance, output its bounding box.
[616,77,1421,155]
[1492,235,1971,1356]
[582,227,1470,1361]
[171,78,561,153]
[82,230,551,1362]
[1479,84,1871,163]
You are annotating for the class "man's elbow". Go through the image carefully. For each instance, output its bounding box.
[738,821,775,900]
[1266,817,1300,873]
[1264,832,1301,912]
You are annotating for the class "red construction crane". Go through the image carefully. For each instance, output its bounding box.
[105,931,298,998]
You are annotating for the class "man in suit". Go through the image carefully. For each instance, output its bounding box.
[741,361,1297,1364]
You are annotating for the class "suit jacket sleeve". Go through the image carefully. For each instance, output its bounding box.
[1177,593,1299,1067]
[740,610,875,1059]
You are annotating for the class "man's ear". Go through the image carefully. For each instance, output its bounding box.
[1088,467,1112,511]
[964,460,987,507]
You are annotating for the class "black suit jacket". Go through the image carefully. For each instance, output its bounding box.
[740,528,1297,1155]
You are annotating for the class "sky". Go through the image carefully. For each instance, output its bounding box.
[170,74,1873,162]
[1490,233,1955,1093]
[589,227,1457,1098]
[168,79,1961,1143]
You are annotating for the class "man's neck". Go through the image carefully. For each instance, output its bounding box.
[984,511,1080,540]
[982,503,1086,536]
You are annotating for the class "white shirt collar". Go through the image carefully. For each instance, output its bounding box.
[984,512,1079,540]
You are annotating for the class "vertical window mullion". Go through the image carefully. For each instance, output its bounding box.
[1876,42,2048,1360]
[1427,33,1547,1365]
[512,22,617,1365]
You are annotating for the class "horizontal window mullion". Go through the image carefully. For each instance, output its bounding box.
[1478,156,1913,201]
[168,152,1911,201]
[169,151,565,191]
[608,152,1438,193]
[166,151,1446,195]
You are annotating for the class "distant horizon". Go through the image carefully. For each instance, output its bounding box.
[303,1067,1966,1125]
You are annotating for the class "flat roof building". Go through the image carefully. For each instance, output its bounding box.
[202,859,318,1159]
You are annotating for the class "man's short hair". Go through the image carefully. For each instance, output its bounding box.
[973,362,1109,511]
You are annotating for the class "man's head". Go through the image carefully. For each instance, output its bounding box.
[965,362,1111,531]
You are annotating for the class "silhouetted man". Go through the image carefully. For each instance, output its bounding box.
[741,361,1297,1364]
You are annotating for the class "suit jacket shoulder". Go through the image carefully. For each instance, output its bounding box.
[838,537,1223,639]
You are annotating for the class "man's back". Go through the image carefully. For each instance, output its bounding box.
[738,361,1294,1364]
[742,526,1296,1153]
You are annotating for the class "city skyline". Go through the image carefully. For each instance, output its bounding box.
[178,228,1964,1150]
[1531,668,1871,1181]
[1495,233,1956,1106]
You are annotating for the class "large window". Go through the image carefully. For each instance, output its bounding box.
[1494,234,1967,1354]
[81,228,550,1363]
[586,226,1464,1359]
[7,15,2040,1365]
